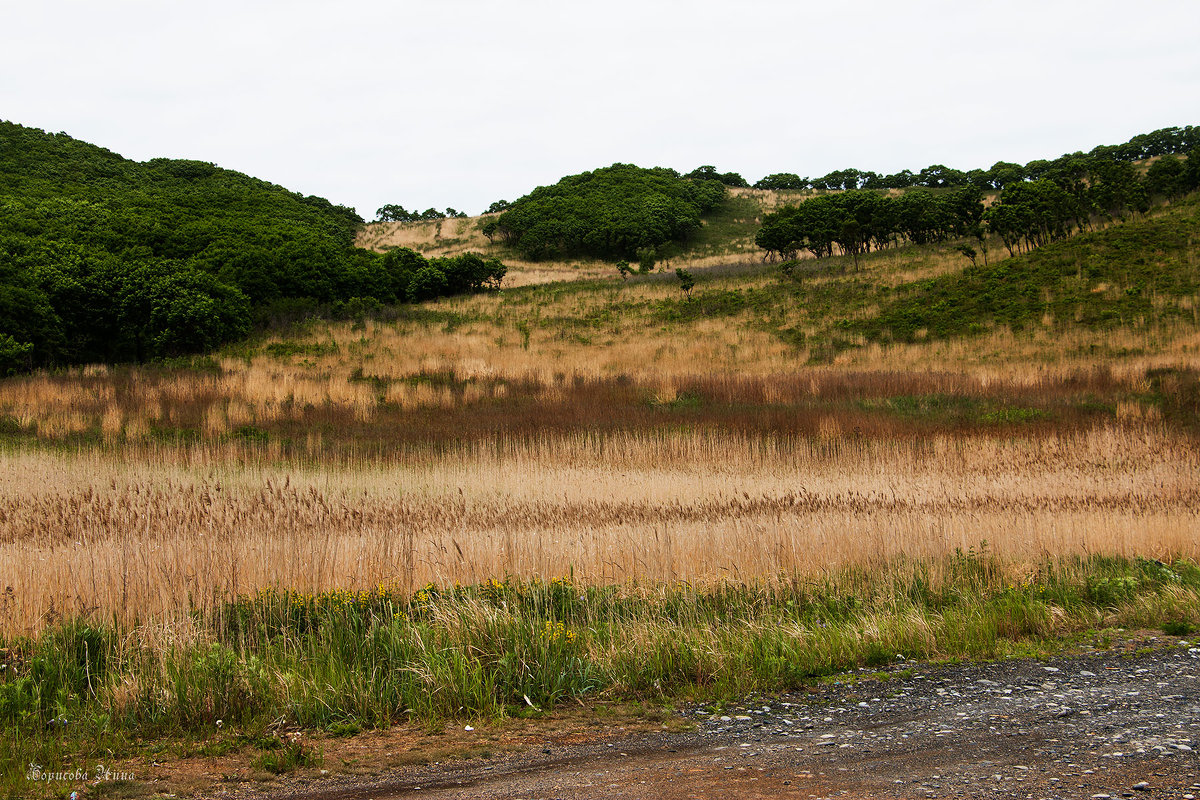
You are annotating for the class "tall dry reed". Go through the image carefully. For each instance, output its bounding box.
[1,425,1195,636]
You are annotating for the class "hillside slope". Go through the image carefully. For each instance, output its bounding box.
[7,190,1198,454]
[860,194,1200,344]
[356,122,1198,282]
[355,187,817,283]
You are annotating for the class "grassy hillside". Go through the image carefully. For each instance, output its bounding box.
[4,192,1198,457]
[860,195,1200,343]
[358,124,1198,290]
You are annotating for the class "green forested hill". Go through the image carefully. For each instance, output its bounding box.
[0,124,363,241]
[0,122,366,370]
[0,122,503,373]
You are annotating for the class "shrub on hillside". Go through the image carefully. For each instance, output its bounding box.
[495,164,726,261]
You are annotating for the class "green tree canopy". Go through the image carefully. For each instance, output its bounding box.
[753,173,810,190]
[683,166,749,187]
[496,164,726,261]
[755,189,983,260]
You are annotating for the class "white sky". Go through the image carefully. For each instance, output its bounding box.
[3,0,1198,218]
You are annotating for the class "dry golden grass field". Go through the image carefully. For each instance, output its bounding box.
[3,210,1199,638]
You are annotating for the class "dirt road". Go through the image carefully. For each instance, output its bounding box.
[246,640,1200,800]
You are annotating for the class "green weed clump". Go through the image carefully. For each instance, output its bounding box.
[254,738,321,774]
[2,555,1199,797]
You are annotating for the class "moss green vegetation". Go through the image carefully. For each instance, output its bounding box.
[3,554,1197,797]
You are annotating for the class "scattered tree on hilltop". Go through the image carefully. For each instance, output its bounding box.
[756,129,1199,263]
[812,168,874,191]
[754,173,810,191]
[683,165,749,187]
[754,126,1198,195]
[374,205,467,223]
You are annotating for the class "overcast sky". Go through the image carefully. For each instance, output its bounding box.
[3,0,1198,217]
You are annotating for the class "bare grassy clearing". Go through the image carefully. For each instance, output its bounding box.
[355,215,614,287]
[354,189,805,280]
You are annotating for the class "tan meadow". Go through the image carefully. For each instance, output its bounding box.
[2,225,1199,637]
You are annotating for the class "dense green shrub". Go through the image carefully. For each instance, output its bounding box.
[407,265,449,302]
[495,163,726,261]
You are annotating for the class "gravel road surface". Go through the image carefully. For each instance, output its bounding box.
[254,640,1200,800]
